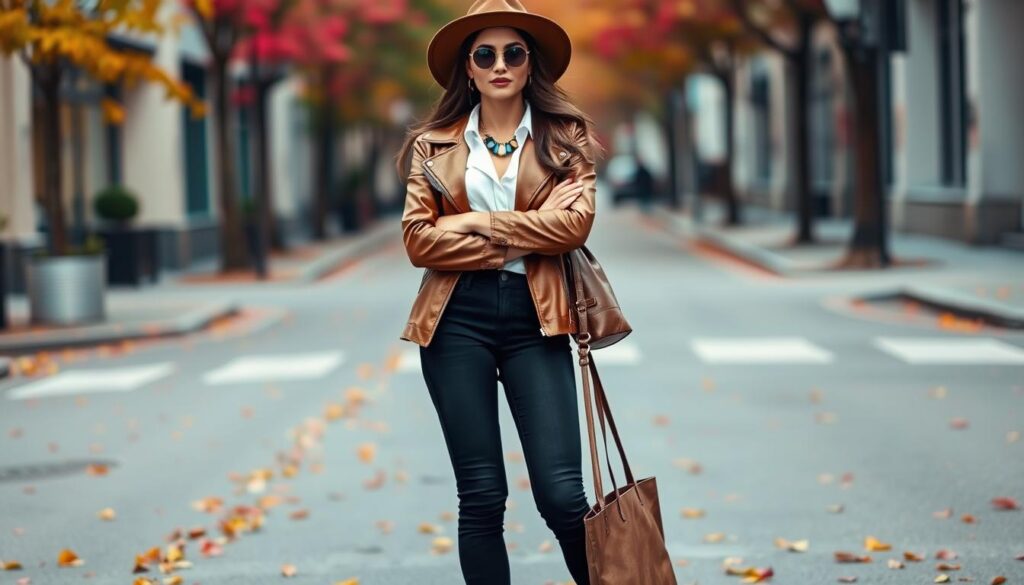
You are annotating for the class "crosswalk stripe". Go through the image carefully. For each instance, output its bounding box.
[202,351,345,385]
[874,337,1024,365]
[691,337,834,364]
[6,362,176,400]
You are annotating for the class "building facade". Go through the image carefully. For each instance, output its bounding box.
[687,0,1023,247]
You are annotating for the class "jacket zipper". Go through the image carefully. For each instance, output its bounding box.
[528,268,552,336]
[422,161,460,213]
[432,273,461,342]
[560,254,575,331]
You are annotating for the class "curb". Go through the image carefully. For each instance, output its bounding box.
[661,210,1024,329]
[860,285,1024,330]
[0,301,240,354]
[690,223,799,276]
[662,212,798,276]
[300,220,400,282]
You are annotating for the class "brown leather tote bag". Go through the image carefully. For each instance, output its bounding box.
[572,268,677,584]
[562,246,632,349]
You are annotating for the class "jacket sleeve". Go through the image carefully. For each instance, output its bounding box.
[401,137,510,271]
[486,122,596,255]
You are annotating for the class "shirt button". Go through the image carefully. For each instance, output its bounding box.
[500,272,508,281]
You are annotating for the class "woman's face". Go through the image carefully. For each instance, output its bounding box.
[465,27,531,100]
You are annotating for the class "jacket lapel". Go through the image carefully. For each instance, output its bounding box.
[514,135,552,211]
[422,113,554,214]
[421,117,471,214]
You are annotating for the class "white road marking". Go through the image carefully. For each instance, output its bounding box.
[202,351,345,385]
[691,337,834,364]
[874,337,1024,365]
[6,362,176,400]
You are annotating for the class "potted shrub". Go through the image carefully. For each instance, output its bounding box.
[94,184,158,286]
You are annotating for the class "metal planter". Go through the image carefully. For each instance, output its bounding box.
[25,253,106,325]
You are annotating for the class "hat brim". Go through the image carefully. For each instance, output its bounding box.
[427,11,571,90]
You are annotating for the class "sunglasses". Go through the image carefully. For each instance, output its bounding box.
[469,45,530,69]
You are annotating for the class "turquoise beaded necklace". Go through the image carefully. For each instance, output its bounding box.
[480,125,519,157]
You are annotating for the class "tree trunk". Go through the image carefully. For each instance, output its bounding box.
[792,46,815,243]
[254,77,285,252]
[720,71,741,226]
[37,63,68,256]
[837,46,890,269]
[210,60,250,271]
[311,94,334,240]
[366,125,382,220]
[664,89,680,210]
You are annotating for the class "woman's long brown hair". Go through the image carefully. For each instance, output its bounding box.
[393,27,605,182]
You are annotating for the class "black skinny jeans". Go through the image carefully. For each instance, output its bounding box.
[419,268,591,585]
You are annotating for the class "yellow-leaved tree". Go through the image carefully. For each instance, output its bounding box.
[0,0,205,255]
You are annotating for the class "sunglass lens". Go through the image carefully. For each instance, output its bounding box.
[505,46,527,67]
[472,48,496,69]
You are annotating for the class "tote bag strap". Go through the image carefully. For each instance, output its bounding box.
[571,249,637,514]
[565,250,619,492]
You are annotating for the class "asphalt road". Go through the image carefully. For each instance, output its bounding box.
[2,203,1022,584]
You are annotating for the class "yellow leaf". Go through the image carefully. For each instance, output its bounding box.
[194,0,213,20]
[165,544,184,563]
[100,98,125,125]
[864,536,891,552]
[431,536,453,554]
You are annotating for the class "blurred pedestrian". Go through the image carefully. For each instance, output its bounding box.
[634,153,654,214]
[393,1,604,583]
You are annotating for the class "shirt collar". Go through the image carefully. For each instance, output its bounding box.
[464,99,532,146]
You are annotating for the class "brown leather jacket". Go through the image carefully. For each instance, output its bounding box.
[399,114,596,347]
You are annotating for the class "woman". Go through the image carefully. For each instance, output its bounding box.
[393,1,603,583]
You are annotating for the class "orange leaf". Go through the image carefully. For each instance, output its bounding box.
[357,443,376,464]
[991,497,1019,510]
[835,551,872,563]
[57,548,84,567]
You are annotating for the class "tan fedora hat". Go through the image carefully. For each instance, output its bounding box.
[426,0,571,90]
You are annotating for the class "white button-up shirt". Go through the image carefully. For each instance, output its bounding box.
[463,99,532,275]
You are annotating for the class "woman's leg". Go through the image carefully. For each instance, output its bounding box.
[419,270,510,584]
[495,275,592,585]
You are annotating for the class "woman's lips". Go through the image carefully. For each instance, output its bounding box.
[490,79,511,86]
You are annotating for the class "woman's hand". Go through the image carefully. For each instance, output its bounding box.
[539,176,584,211]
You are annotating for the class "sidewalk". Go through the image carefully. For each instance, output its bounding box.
[170,219,398,285]
[0,220,399,366]
[659,200,1024,329]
